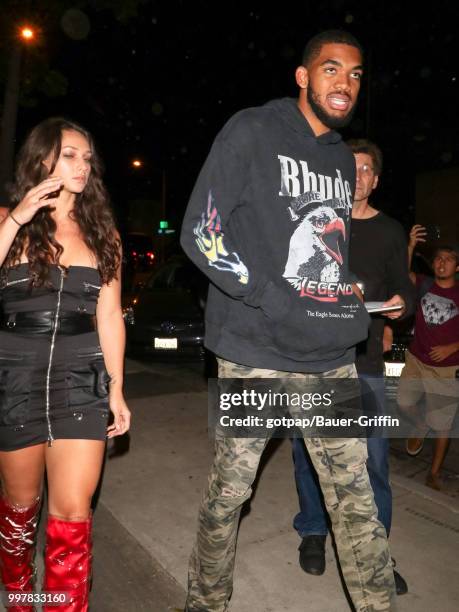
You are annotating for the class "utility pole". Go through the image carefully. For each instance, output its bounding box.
[160,168,167,263]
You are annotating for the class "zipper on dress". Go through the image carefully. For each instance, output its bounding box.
[83,281,101,291]
[45,267,65,447]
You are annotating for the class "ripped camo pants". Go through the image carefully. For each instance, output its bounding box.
[186,359,396,612]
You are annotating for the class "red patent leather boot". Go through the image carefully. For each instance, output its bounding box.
[0,495,41,612]
[43,515,92,611]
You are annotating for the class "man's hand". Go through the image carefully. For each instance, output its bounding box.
[409,224,427,250]
[381,294,405,319]
[429,343,459,363]
[351,283,364,302]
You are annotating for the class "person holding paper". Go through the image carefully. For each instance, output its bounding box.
[291,139,414,594]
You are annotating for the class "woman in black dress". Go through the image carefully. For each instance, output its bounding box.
[0,117,130,611]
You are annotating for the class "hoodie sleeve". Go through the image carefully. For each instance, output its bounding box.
[180,130,279,311]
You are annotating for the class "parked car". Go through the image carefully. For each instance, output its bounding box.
[383,252,432,392]
[124,257,207,360]
[123,232,156,268]
[384,314,416,378]
[383,271,427,392]
[122,232,156,292]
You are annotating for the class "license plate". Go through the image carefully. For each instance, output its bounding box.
[385,362,404,377]
[154,338,178,349]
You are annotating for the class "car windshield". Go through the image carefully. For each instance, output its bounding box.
[125,234,154,252]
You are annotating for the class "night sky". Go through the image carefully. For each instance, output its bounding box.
[2,0,459,234]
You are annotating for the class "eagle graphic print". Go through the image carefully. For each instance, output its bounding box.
[283,191,353,303]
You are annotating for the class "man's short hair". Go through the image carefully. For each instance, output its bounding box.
[347,139,383,176]
[302,30,363,67]
[432,245,459,264]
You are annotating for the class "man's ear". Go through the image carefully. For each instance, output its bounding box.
[295,65,309,90]
[372,174,379,190]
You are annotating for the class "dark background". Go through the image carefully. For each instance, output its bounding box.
[1,0,458,235]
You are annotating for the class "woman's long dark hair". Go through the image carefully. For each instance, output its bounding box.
[2,117,120,286]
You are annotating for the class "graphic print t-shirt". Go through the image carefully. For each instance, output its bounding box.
[410,276,459,367]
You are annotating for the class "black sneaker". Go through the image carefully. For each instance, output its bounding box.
[392,558,408,596]
[298,535,326,575]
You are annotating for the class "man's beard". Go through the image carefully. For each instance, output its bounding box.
[307,86,356,129]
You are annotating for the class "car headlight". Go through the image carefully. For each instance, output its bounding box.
[123,306,135,326]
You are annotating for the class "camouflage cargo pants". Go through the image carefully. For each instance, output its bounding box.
[186,359,396,612]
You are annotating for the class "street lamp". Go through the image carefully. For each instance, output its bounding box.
[20,27,35,41]
[131,159,143,168]
[0,24,37,203]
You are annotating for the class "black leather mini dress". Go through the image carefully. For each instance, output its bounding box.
[0,264,110,451]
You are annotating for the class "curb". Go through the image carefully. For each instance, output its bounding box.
[391,473,459,515]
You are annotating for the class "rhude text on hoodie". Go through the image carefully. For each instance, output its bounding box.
[180,98,370,373]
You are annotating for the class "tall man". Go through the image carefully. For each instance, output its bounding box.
[291,139,413,594]
[181,32,395,612]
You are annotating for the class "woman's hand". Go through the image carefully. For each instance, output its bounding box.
[107,395,131,438]
[10,177,63,225]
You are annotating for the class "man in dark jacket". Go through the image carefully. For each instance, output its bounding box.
[181,31,395,612]
[291,139,414,595]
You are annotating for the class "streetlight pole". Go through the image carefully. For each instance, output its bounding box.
[0,26,36,204]
[161,168,167,263]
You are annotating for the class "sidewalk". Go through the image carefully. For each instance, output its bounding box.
[97,361,459,612]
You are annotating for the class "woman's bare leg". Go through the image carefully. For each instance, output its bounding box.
[45,439,106,518]
[0,443,46,504]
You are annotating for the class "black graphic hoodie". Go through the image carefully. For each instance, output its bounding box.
[180,97,370,372]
